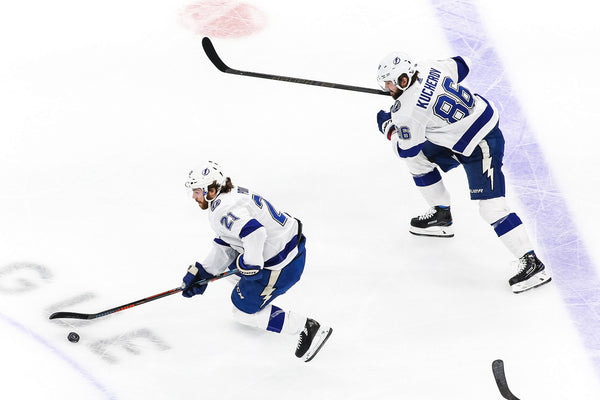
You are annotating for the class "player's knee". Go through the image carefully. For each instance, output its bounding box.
[479,197,510,225]
[232,304,272,330]
[232,304,258,326]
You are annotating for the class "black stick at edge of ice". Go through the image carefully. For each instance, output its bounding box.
[492,359,521,400]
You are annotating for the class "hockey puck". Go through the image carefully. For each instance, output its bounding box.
[67,332,80,343]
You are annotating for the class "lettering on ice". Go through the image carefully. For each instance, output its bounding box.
[417,67,442,109]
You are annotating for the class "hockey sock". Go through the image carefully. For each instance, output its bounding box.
[479,198,533,258]
[492,214,533,258]
[232,304,307,335]
[414,172,451,207]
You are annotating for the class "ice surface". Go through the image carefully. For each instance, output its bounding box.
[1,0,600,399]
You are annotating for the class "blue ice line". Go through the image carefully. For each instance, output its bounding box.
[431,0,600,378]
[0,312,116,400]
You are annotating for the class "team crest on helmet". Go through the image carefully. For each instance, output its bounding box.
[393,57,401,64]
[185,160,226,192]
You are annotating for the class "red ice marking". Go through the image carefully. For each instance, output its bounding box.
[180,0,266,38]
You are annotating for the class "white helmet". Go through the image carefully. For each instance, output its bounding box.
[376,51,417,92]
[185,161,227,196]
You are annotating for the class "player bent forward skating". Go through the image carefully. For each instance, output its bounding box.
[375,52,551,294]
[181,161,332,361]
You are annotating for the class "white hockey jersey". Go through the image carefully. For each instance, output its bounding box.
[390,57,499,160]
[200,186,301,276]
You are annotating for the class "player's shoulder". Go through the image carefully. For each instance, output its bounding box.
[418,58,453,76]
[391,83,421,118]
[208,190,233,214]
[210,186,254,212]
[427,57,471,82]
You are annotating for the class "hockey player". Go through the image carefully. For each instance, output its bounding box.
[181,161,332,361]
[375,52,551,294]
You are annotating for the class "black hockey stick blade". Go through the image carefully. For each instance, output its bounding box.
[202,37,389,96]
[492,359,521,400]
[49,268,239,320]
[48,311,97,320]
[202,36,230,72]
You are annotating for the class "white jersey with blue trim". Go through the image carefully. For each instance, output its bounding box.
[390,57,499,158]
[200,185,300,275]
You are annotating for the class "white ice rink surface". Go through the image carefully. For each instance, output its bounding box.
[2,0,600,399]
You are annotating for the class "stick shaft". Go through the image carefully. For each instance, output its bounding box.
[49,268,239,320]
[202,37,389,96]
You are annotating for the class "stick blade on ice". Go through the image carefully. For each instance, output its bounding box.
[492,359,521,400]
[49,311,94,320]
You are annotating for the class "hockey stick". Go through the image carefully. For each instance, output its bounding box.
[48,268,239,320]
[202,37,389,96]
[492,359,521,400]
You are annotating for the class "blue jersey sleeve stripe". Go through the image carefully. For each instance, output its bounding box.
[214,238,230,247]
[239,219,264,239]
[396,142,424,158]
[452,56,470,82]
[452,96,494,153]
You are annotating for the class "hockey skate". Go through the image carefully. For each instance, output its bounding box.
[509,251,551,293]
[409,206,454,238]
[295,318,333,362]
